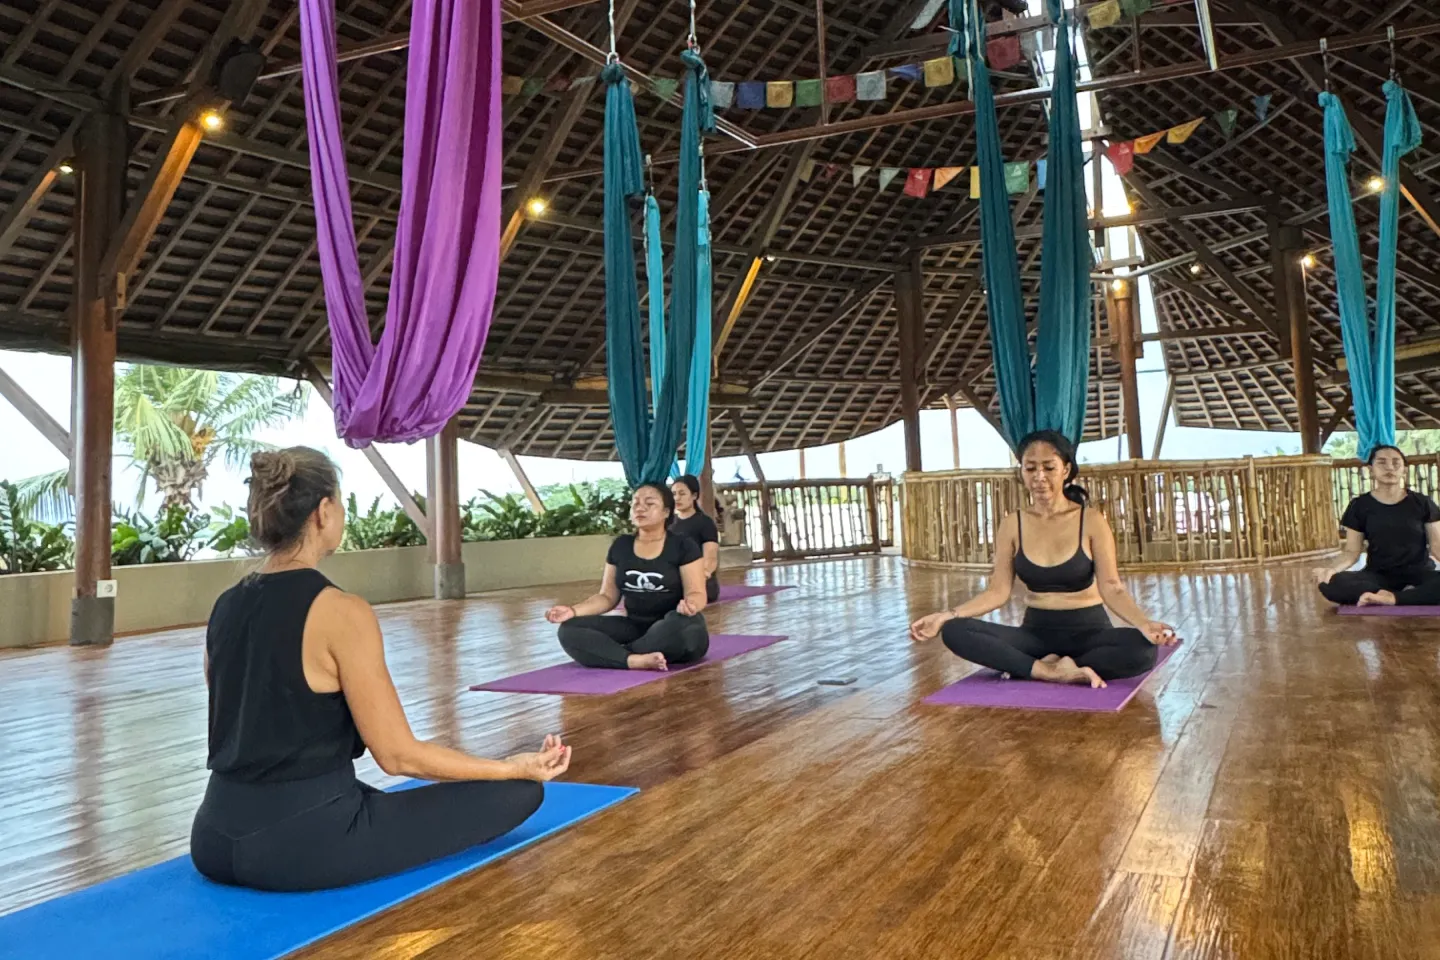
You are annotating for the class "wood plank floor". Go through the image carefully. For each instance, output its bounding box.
[3,557,1440,958]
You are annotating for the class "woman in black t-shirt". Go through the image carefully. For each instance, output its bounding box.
[546,482,710,670]
[669,474,721,603]
[1316,444,1440,606]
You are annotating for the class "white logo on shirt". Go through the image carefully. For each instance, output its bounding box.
[624,570,666,592]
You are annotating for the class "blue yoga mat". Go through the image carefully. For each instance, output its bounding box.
[0,781,636,960]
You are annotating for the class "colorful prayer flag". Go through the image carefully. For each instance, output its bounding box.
[571,74,597,87]
[1036,158,1047,189]
[1133,130,1166,154]
[1005,161,1030,195]
[879,167,903,190]
[1087,0,1122,28]
[890,63,924,82]
[710,80,735,109]
[800,159,817,182]
[546,75,573,94]
[1119,0,1152,15]
[737,81,766,109]
[987,36,1022,70]
[826,74,857,104]
[1215,107,1239,139]
[502,75,525,96]
[934,166,964,191]
[1167,117,1204,144]
[923,57,956,87]
[1105,141,1135,176]
[852,165,873,186]
[1253,93,1272,122]
[522,77,545,96]
[856,70,887,101]
[652,78,678,101]
[970,166,982,199]
[795,78,823,107]
[766,81,794,108]
[905,168,933,198]
[822,163,842,181]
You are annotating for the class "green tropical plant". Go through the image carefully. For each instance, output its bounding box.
[113,365,308,510]
[1325,430,1440,461]
[206,505,257,557]
[471,491,538,541]
[111,505,211,566]
[8,468,75,523]
[0,481,74,574]
[342,494,425,551]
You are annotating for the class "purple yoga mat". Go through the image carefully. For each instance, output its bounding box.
[922,642,1180,713]
[469,634,788,695]
[1337,605,1440,617]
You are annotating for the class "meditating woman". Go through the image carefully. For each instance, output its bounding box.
[191,448,570,892]
[1315,444,1440,606]
[909,430,1177,688]
[670,474,721,603]
[546,482,710,671]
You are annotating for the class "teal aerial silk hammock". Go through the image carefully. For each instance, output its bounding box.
[950,0,1091,448]
[603,50,715,486]
[1321,80,1422,459]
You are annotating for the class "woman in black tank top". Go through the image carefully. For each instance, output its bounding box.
[191,447,571,891]
[908,431,1178,687]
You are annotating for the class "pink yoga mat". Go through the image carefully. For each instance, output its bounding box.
[922,642,1180,713]
[1337,605,1440,617]
[468,634,788,695]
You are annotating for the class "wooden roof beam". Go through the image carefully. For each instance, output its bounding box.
[749,274,892,388]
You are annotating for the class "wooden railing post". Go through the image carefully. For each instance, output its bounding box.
[864,480,881,554]
[1243,456,1263,563]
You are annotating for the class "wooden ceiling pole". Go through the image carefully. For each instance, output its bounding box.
[0,365,71,459]
[1318,391,1353,447]
[1270,221,1320,453]
[750,273,891,388]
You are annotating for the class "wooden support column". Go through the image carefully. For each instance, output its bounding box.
[695,422,716,517]
[425,436,438,563]
[894,255,925,473]
[1152,377,1174,459]
[1271,221,1320,453]
[431,419,465,600]
[944,396,960,468]
[728,409,773,559]
[838,441,847,477]
[1107,279,1144,460]
[0,365,71,459]
[70,108,127,646]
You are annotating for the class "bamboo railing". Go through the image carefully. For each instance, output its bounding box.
[902,455,1339,571]
[718,478,891,561]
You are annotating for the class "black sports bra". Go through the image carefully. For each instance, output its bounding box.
[1013,509,1096,594]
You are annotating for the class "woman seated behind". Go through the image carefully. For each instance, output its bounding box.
[909,430,1177,688]
[546,482,710,671]
[191,448,570,893]
[1315,444,1440,606]
[669,474,721,603]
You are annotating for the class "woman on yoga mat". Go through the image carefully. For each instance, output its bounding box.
[908,430,1177,688]
[191,447,570,892]
[670,474,721,603]
[1315,444,1440,606]
[546,482,710,671]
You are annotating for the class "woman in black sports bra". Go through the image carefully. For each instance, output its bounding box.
[909,430,1177,688]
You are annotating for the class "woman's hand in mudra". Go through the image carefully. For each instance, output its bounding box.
[909,611,954,643]
[545,605,576,624]
[507,735,572,782]
[1142,621,1178,646]
[677,598,701,617]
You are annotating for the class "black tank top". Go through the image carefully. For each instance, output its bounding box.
[1013,509,1096,593]
[205,569,364,783]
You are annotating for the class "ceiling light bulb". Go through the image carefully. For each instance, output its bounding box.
[1366,175,1385,193]
[57,162,74,175]
[1301,253,1317,269]
[526,197,548,216]
[1189,262,1203,276]
[1111,278,1128,295]
[200,110,224,132]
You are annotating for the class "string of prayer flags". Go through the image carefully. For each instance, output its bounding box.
[826,74,857,104]
[1119,0,1153,15]
[879,168,904,191]
[1133,130,1166,154]
[767,81,793,108]
[1105,140,1135,176]
[934,166,965,191]
[1253,93,1272,122]
[796,78,823,107]
[923,56,956,88]
[1087,0,1123,29]
[905,168,933,198]
[987,35,1023,70]
[710,81,735,109]
[852,165,873,186]
[1166,117,1205,144]
[856,70,887,101]
[1214,107,1239,139]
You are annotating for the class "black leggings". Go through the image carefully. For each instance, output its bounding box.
[940,605,1157,681]
[190,763,543,891]
[1319,568,1440,605]
[558,611,709,668]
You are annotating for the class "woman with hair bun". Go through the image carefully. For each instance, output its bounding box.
[669,474,721,603]
[190,447,569,892]
[908,430,1177,688]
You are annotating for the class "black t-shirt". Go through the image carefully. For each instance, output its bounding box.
[608,533,702,624]
[669,510,719,579]
[1341,491,1440,574]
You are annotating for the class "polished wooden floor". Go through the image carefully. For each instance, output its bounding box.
[3,557,1440,958]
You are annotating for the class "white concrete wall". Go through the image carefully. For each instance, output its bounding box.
[0,539,754,649]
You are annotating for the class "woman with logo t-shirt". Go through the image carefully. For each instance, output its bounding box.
[545,483,710,670]
[1316,444,1440,606]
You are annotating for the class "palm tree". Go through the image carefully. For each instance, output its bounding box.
[12,365,308,517]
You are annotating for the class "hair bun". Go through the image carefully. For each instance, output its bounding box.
[249,450,296,490]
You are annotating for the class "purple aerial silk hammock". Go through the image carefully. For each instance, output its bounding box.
[298,0,502,445]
